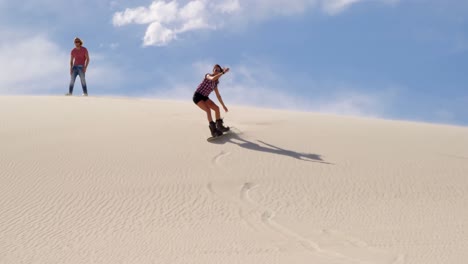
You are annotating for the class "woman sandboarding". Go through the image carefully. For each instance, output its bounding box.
[193,64,230,138]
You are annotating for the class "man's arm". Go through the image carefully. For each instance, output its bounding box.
[84,50,90,73]
[70,55,74,74]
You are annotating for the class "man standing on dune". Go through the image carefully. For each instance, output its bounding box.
[66,37,90,96]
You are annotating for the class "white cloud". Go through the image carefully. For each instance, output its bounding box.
[322,0,362,15]
[113,0,218,46]
[322,0,398,15]
[113,0,397,46]
[143,22,178,46]
[213,0,241,13]
[113,1,179,26]
[0,33,67,93]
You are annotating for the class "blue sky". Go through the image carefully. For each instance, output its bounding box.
[0,0,467,126]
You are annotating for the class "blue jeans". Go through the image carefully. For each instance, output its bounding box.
[69,65,88,94]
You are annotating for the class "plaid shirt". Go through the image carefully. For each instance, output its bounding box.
[195,74,219,96]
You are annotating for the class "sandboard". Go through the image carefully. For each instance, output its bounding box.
[207,129,231,142]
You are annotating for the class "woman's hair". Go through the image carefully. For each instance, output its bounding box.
[213,64,223,72]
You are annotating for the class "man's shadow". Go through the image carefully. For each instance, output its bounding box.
[210,132,333,164]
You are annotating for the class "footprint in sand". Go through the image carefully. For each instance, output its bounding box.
[239,182,404,264]
[211,151,231,165]
[208,159,404,263]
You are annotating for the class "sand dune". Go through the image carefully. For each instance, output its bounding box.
[1,96,467,264]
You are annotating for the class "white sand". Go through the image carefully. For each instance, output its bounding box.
[1,96,467,264]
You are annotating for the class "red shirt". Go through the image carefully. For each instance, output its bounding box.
[71,47,88,66]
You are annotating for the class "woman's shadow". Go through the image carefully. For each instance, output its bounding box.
[210,131,332,164]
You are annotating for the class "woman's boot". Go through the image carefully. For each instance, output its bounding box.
[209,121,223,137]
[216,119,230,132]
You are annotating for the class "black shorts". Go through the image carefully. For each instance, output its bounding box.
[193,92,209,104]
